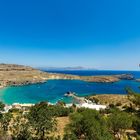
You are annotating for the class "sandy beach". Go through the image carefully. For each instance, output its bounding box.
[0,85,4,89]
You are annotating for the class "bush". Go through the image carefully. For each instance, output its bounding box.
[64,109,113,140]
[9,108,22,114]
[48,105,74,117]
[132,116,140,135]
[108,111,132,139]
[137,135,140,140]
[116,102,122,106]
[0,102,5,111]
[109,104,115,108]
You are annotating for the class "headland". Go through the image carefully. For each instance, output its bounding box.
[0,64,134,88]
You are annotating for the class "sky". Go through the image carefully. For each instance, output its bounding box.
[0,0,140,70]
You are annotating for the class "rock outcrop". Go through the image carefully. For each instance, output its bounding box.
[136,79,140,82]
[115,74,134,80]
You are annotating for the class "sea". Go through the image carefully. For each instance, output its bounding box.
[0,70,140,104]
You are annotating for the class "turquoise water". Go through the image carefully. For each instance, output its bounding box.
[0,70,140,104]
[0,79,140,105]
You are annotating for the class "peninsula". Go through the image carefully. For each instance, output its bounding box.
[0,64,134,88]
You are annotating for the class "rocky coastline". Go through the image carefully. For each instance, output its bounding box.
[136,79,140,82]
[0,64,135,88]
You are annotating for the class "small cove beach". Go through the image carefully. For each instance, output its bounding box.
[0,64,139,105]
[0,77,140,105]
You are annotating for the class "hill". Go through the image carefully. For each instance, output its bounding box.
[0,64,134,88]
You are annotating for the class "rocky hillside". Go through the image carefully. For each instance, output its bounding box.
[0,64,134,88]
[87,94,132,107]
[0,64,49,87]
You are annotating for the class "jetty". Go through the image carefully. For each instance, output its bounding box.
[65,92,85,104]
[65,92,106,110]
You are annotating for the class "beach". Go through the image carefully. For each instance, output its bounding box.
[0,85,4,89]
[0,65,139,105]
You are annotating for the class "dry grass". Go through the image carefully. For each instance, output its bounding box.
[51,117,70,138]
[0,64,122,88]
[89,94,132,107]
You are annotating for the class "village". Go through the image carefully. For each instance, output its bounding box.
[1,92,107,114]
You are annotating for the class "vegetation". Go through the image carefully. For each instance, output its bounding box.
[0,102,5,111]
[11,115,32,140]
[108,111,132,139]
[0,87,139,139]
[0,112,12,138]
[64,109,113,140]
[27,102,57,139]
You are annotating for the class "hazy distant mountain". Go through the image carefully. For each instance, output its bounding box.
[37,66,98,71]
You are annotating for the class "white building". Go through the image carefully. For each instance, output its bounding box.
[80,103,106,111]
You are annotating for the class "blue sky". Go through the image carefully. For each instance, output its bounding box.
[0,0,140,70]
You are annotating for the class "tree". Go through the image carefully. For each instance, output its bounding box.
[56,101,66,107]
[27,102,56,140]
[12,123,32,140]
[132,116,140,135]
[11,114,32,140]
[125,87,136,95]
[125,87,140,107]
[0,112,12,138]
[108,111,132,139]
[0,102,5,111]
[63,133,77,140]
[64,109,113,140]
[132,94,140,107]
[0,112,12,131]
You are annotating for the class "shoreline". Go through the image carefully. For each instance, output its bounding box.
[1,93,129,105]
[0,86,4,89]
[0,75,135,91]
[0,64,135,89]
[2,93,131,112]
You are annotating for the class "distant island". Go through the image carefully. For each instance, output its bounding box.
[37,66,98,71]
[0,64,134,89]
